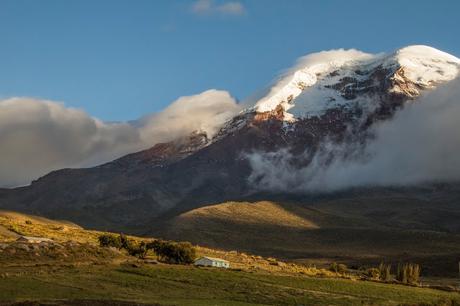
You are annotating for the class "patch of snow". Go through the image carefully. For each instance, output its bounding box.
[254,49,374,115]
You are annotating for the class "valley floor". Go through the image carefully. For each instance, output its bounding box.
[1,264,460,306]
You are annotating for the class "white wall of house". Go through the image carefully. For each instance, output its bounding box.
[194,257,229,268]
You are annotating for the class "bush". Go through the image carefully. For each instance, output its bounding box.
[148,240,196,264]
[329,262,338,273]
[329,262,347,274]
[25,220,32,225]
[98,234,122,249]
[126,241,148,259]
[397,263,420,285]
[98,234,196,262]
[99,233,148,258]
[119,233,130,250]
[337,264,348,274]
[366,268,380,279]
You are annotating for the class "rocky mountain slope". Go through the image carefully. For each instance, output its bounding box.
[0,45,459,232]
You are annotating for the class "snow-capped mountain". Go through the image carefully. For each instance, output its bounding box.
[212,45,459,151]
[1,45,459,231]
[250,45,459,120]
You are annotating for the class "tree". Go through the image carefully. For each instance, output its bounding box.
[378,262,392,282]
[329,262,339,273]
[329,262,347,274]
[126,241,148,259]
[397,263,420,285]
[98,234,122,249]
[119,233,130,250]
[148,240,196,264]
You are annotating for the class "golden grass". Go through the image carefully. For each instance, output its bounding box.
[0,210,113,244]
[0,209,336,278]
[176,201,319,229]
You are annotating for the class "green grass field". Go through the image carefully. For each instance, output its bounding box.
[0,264,459,306]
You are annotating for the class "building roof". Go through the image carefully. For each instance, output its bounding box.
[195,256,229,263]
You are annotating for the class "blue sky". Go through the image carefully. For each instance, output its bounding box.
[1,0,460,121]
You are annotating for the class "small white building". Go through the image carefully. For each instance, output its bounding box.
[194,256,230,269]
[16,236,53,243]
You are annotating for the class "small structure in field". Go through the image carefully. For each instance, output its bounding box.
[16,236,53,243]
[194,256,230,268]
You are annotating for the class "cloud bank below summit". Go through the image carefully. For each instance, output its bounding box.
[247,77,460,192]
[0,90,240,187]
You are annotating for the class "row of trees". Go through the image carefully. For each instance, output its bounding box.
[329,261,421,285]
[396,262,421,285]
[367,262,420,284]
[98,234,196,264]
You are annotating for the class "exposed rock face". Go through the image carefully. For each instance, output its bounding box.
[0,45,459,231]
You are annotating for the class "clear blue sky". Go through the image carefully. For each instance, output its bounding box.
[1,0,459,121]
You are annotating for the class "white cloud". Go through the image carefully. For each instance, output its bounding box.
[191,0,245,16]
[217,2,245,15]
[138,89,241,145]
[247,77,460,192]
[0,90,240,188]
[192,0,213,13]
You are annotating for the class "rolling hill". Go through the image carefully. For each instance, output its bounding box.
[154,196,460,277]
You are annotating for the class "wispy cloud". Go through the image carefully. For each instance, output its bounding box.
[191,0,245,16]
[216,1,245,15]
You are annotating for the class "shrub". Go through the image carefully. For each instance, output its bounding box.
[329,262,347,274]
[329,262,339,273]
[99,233,149,258]
[119,233,130,250]
[337,264,348,274]
[98,234,122,249]
[397,263,420,285]
[126,241,148,259]
[99,234,195,262]
[148,240,196,264]
[378,262,392,282]
[25,220,32,225]
[366,268,380,279]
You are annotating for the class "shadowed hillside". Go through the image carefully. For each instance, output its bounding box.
[154,199,460,277]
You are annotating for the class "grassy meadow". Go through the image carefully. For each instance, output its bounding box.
[1,264,460,306]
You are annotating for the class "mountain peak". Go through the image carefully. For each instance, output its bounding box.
[395,45,460,63]
[249,45,460,121]
[390,45,460,89]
